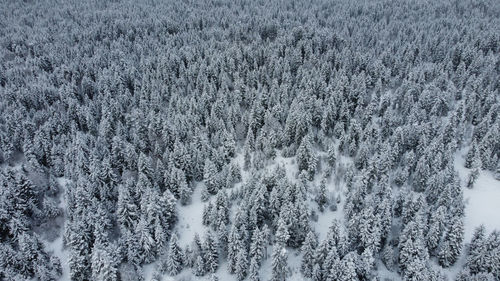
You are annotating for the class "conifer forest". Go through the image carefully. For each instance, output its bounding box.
[1,0,500,280]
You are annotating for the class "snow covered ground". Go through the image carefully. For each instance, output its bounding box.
[175,185,207,248]
[454,149,500,242]
[438,149,500,280]
[43,177,71,281]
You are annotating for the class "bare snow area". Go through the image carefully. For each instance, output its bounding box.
[175,184,207,248]
[454,149,500,242]
[44,236,70,281]
[376,260,402,281]
[314,207,344,241]
[43,177,71,281]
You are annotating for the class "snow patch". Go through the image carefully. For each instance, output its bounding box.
[44,177,71,281]
[454,149,500,242]
[175,184,207,248]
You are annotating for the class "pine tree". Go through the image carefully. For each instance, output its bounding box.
[465,141,479,168]
[327,144,337,168]
[466,225,487,274]
[67,221,92,280]
[438,216,464,267]
[135,216,155,263]
[137,152,153,180]
[249,227,265,266]
[248,256,261,281]
[271,244,288,281]
[244,144,252,171]
[204,231,219,273]
[301,231,317,277]
[316,178,328,212]
[117,184,138,233]
[201,185,210,202]
[193,255,205,276]
[360,248,375,280]
[204,159,219,194]
[495,161,500,180]
[358,206,381,252]
[338,255,358,281]
[399,220,429,274]
[166,233,183,275]
[217,221,229,259]
[91,244,118,281]
[203,202,213,226]
[168,167,190,204]
[467,164,480,189]
[214,190,230,226]
[404,258,428,281]
[235,247,248,281]
[227,225,240,274]
[296,135,317,180]
[275,217,290,246]
[312,263,323,281]
[153,222,167,255]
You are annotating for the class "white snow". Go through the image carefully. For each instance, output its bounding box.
[438,149,500,280]
[43,177,71,281]
[142,262,158,281]
[454,149,500,242]
[44,235,71,281]
[175,184,207,248]
[376,260,402,281]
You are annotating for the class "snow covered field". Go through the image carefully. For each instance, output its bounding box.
[455,150,500,242]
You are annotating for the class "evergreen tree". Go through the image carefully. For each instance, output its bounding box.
[235,247,248,281]
[204,231,219,273]
[312,263,323,281]
[204,159,219,194]
[316,178,328,212]
[166,233,183,275]
[91,244,118,281]
[250,227,266,266]
[271,244,288,281]
[327,144,337,168]
[193,255,205,277]
[301,231,317,277]
[338,255,358,281]
[465,141,479,168]
[244,145,252,171]
[137,152,153,180]
[135,216,155,263]
[275,216,290,246]
[466,225,487,274]
[248,256,261,281]
[438,216,464,267]
[117,182,138,233]
[296,135,317,180]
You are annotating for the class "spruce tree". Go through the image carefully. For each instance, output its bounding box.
[204,231,219,273]
[235,247,248,281]
[275,217,290,246]
[193,255,205,277]
[301,231,317,277]
[438,217,464,267]
[248,256,261,281]
[316,178,328,212]
[166,233,183,275]
[271,244,288,281]
[91,244,118,281]
[204,159,219,194]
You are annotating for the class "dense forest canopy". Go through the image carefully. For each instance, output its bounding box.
[0,0,499,280]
